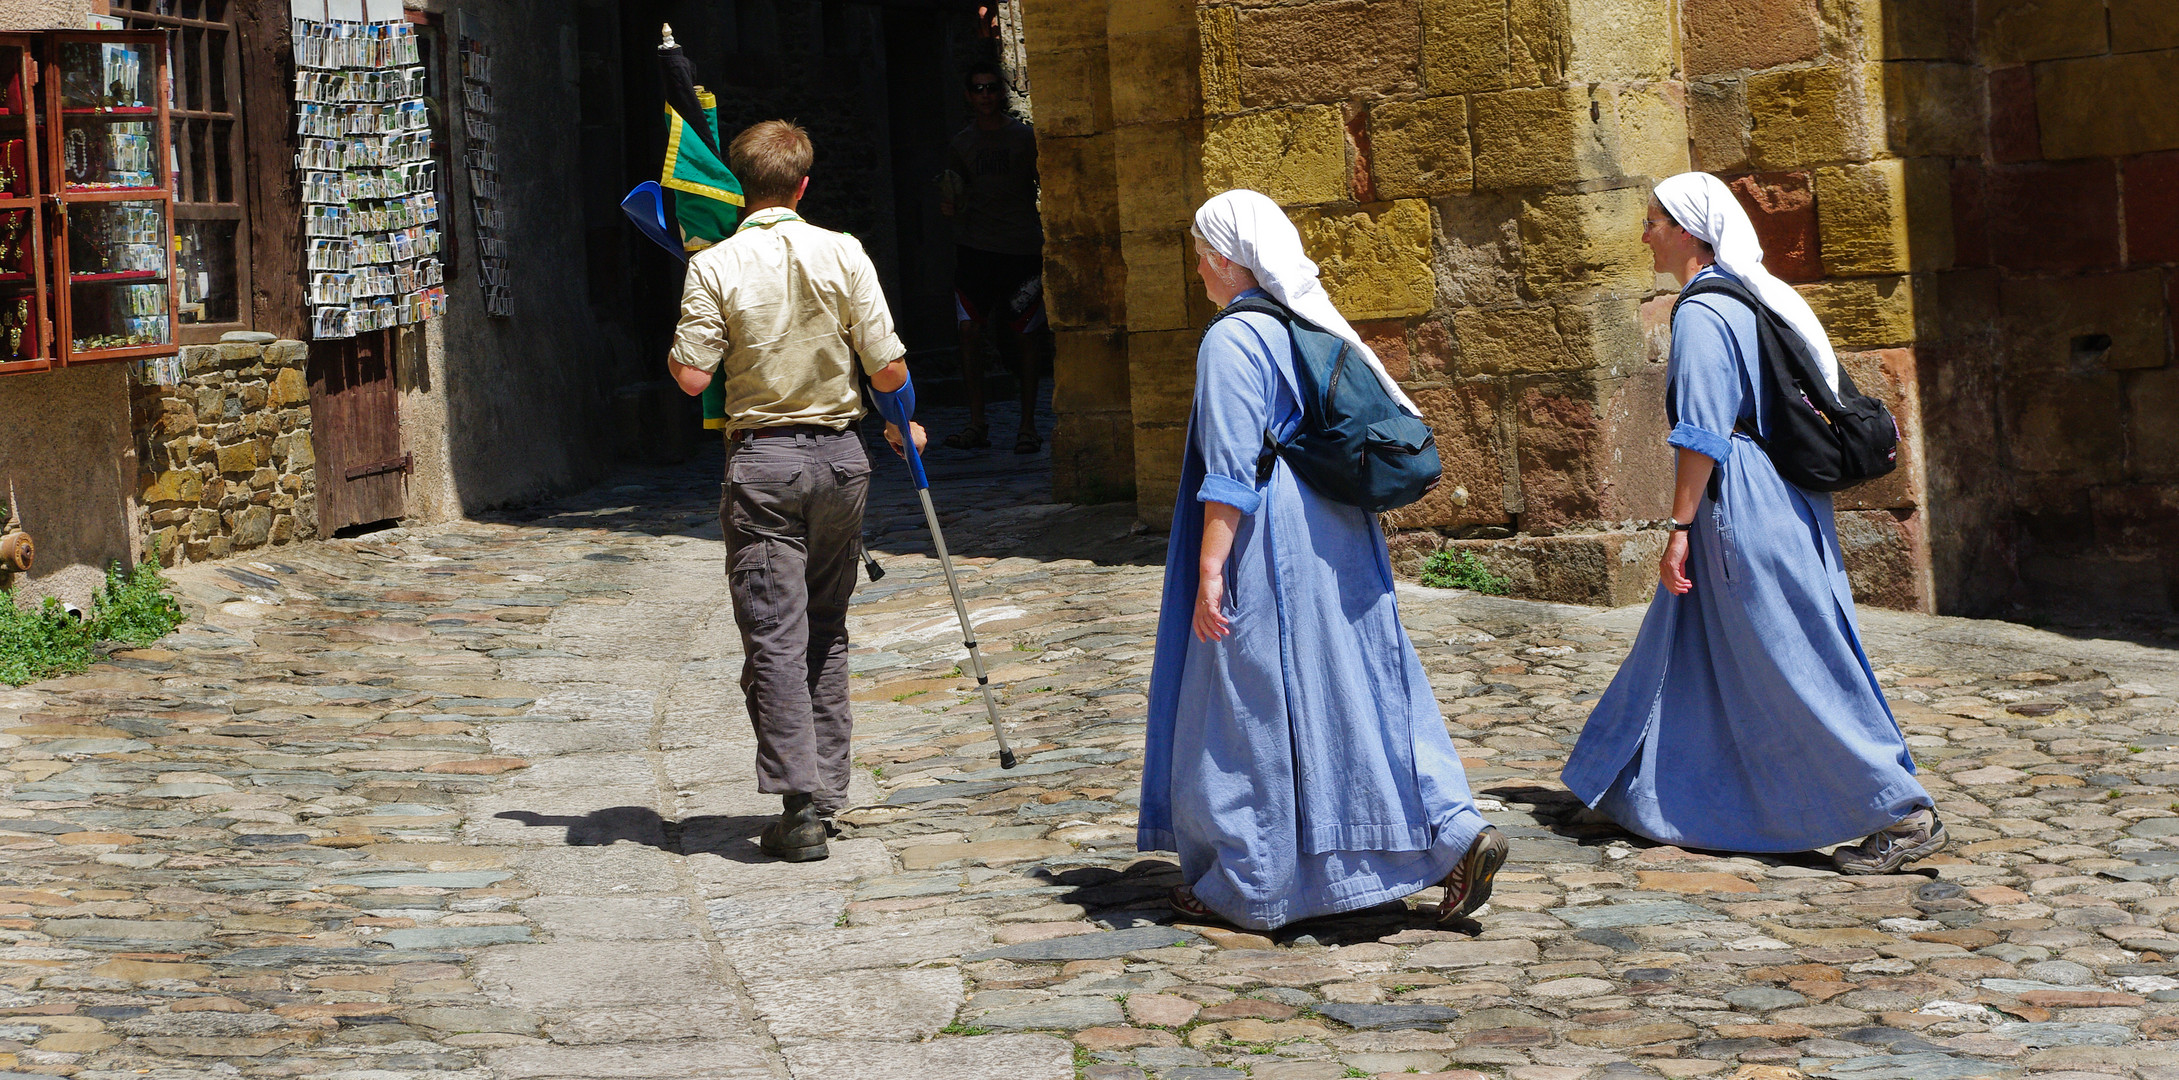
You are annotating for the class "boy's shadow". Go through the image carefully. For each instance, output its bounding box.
[494,807,779,865]
[1481,783,1926,876]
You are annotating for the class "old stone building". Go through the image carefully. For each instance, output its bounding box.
[1020,0,2178,617]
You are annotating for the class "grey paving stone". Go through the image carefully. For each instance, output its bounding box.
[745,967,965,1044]
[963,925,1200,962]
[779,1034,1073,1080]
[1311,1002,1460,1030]
[488,1039,778,1078]
[974,996,1124,1030]
[1555,900,1728,929]
[1724,986,1807,1012]
[1991,1022,2134,1047]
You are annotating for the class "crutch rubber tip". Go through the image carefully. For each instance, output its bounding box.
[999,749,1018,769]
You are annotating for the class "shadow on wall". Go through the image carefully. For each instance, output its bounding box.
[0,365,137,599]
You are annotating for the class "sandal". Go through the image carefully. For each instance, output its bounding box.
[1013,428,1042,455]
[1169,884,1221,922]
[1437,827,1508,923]
[943,422,990,450]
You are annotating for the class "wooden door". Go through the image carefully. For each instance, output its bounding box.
[309,329,407,532]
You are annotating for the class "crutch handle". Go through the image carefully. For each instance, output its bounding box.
[897,428,930,490]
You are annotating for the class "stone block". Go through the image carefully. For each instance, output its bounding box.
[1027,46,1113,138]
[1950,161,1989,267]
[2125,367,2179,479]
[270,367,310,407]
[1114,121,1200,233]
[1515,376,1609,532]
[1237,0,1422,107]
[1566,0,1675,81]
[1688,79,1748,172]
[1058,326,1141,415]
[1612,81,1691,180]
[2112,0,2179,51]
[1881,0,1974,60]
[1454,298,1640,377]
[1836,509,1930,611]
[1516,186,1652,297]
[1978,0,2107,63]
[1471,86,1617,190]
[1999,271,2171,373]
[216,441,259,476]
[1198,5,1241,114]
[1293,200,1436,320]
[231,505,273,549]
[263,340,307,364]
[2005,370,2125,475]
[1813,158,1954,276]
[1728,171,1821,283]
[1355,319,1412,380]
[1036,133,1120,241]
[1436,531,1667,606]
[1683,0,1820,75]
[1021,0,1108,54]
[1833,348,1924,512]
[1125,329,1200,423]
[1432,193,1523,307]
[1110,23,1197,125]
[141,469,203,505]
[1119,229,1193,333]
[1421,0,1510,92]
[2124,151,2179,265]
[2091,484,2179,548]
[1370,96,1472,199]
[1507,0,1573,87]
[1202,107,1348,206]
[1986,65,2040,163]
[1380,383,1510,532]
[1107,0,1188,36]
[2035,51,2179,159]
[1598,365,1673,519]
[1132,422,1188,529]
[1984,159,2119,272]
[1412,317,1456,377]
[1746,64,1879,170]
[1042,236,1125,327]
[1796,276,1918,349]
[1885,62,1984,158]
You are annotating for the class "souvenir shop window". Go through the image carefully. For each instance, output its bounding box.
[50,32,180,365]
[115,0,251,337]
[0,36,49,376]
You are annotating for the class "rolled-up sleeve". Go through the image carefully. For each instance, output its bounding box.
[1665,300,1743,465]
[670,258,727,374]
[842,241,908,374]
[1192,318,1278,514]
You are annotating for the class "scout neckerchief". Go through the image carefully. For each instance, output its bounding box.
[735,206,801,233]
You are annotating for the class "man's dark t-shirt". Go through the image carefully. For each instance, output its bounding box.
[948,118,1042,257]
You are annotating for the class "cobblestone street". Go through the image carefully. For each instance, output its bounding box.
[1,407,2176,1080]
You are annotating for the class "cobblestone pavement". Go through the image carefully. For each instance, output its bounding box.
[2,404,2178,1080]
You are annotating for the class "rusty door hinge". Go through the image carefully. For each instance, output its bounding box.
[345,453,413,482]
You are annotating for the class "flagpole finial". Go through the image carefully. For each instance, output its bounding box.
[661,23,677,50]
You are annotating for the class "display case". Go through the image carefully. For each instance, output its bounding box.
[0,29,176,376]
[47,31,174,364]
[0,34,49,376]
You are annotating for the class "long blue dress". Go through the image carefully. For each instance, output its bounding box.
[1138,291,1489,930]
[1561,267,1933,853]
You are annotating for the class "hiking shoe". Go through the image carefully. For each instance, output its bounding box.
[1834,808,1947,875]
[1438,827,1508,922]
[759,793,829,862]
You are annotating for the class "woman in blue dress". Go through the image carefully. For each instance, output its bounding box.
[1138,189,1504,930]
[1561,172,1946,874]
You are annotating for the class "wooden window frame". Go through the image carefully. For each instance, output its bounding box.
[113,0,251,344]
[0,34,52,376]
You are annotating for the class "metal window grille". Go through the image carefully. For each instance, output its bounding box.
[114,0,248,333]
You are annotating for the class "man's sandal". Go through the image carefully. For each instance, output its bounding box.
[1169,884,1221,922]
[1013,428,1042,454]
[943,423,990,450]
[1437,827,1508,923]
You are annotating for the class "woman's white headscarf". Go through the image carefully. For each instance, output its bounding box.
[1193,189,1419,415]
[1653,172,1840,393]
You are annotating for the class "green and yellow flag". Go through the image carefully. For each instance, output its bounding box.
[662,88,743,253]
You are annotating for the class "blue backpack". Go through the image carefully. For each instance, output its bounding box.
[1214,297,1442,513]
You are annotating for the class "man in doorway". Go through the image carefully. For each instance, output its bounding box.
[939,60,1048,454]
[669,120,926,862]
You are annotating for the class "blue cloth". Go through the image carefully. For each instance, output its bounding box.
[1139,292,1488,930]
[1561,268,1932,853]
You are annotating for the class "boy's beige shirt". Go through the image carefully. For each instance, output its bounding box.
[670,208,906,435]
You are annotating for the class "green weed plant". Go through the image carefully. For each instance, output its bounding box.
[0,552,185,685]
[1418,549,1511,595]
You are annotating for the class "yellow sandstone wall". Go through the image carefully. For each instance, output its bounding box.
[1018,0,1997,611]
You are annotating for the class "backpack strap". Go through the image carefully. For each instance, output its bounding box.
[1207,297,1301,486]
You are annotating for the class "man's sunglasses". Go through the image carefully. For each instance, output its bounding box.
[968,82,1004,94]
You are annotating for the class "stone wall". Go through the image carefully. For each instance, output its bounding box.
[1018,0,1954,610]
[131,341,317,566]
[1922,1,2179,615]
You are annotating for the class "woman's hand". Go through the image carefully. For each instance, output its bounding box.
[1659,530,1693,595]
[1194,573,1231,642]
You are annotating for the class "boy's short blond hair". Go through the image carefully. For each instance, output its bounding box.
[729,120,813,204]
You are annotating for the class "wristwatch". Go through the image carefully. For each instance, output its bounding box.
[1669,519,1695,531]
